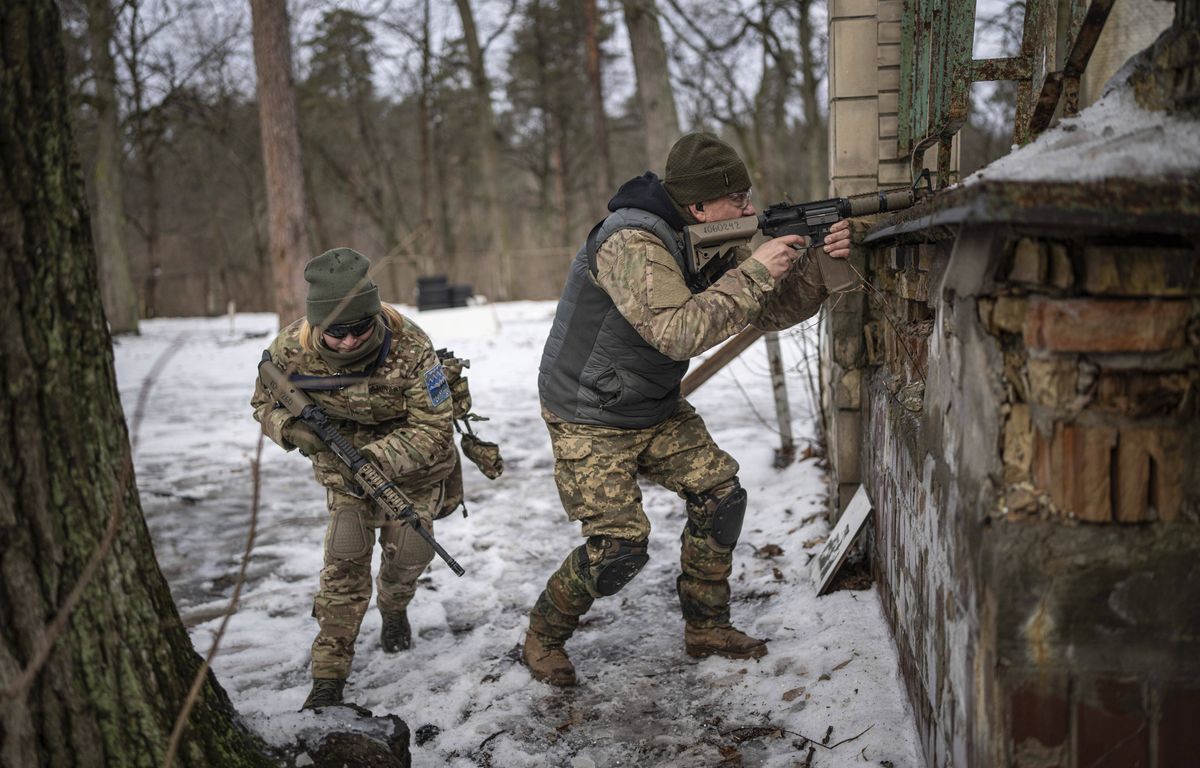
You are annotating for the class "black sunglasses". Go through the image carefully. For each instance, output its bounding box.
[323,315,376,339]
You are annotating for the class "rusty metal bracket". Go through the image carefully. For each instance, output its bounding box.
[1027,0,1117,134]
[899,0,1115,166]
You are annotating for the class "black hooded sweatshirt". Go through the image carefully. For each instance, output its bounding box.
[537,173,736,428]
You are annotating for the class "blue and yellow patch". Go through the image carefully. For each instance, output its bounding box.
[423,363,451,407]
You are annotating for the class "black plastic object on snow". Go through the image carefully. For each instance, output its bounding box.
[417,274,472,311]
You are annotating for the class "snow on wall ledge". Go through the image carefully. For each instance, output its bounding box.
[964,73,1200,185]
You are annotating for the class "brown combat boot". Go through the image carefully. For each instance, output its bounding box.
[301,677,346,710]
[684,624,768,660]
[380,610,411,653]
[522,631,577,686]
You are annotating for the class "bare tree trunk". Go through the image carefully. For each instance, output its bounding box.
[454,0,513,300]
[530,0,571,245]
[251,0,310,323]
[797,0,828,198]
[432,116,458,273]
[87,0,139,334]
[750,0,787,198]
[126,0,162,320]
[620,0,680,172]
[552,127,571,244]
[583,0,613,195]
[0,2,272,764]
[302,160,329,251]
[417,0,440,275]
[139,151,162,316]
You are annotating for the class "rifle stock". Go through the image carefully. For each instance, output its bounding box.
[258,353,465,577]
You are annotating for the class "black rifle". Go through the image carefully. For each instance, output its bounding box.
[258,353,465,577]
[684,171,932,291]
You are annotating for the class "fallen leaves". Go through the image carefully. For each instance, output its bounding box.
[754,543,785,558]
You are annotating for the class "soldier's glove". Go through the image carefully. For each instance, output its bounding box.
[460,433,504,479]
[282,420,328,457]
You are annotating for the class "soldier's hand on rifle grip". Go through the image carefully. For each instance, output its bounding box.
[282,420,328,457]
[751,234,805,279]
[823,220,852,260]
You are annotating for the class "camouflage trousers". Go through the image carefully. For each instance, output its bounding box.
[528,400,741,648]
[310,482,441,680]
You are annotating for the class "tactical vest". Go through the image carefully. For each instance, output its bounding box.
[539,208,730,429]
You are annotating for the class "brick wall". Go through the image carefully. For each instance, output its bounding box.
[824,7,1200,765]
[855,210,1200,766]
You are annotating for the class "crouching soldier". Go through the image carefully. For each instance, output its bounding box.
[252,247,457,709]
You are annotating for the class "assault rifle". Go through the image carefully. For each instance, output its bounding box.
[683,172,932,292]
[258,353,466,577]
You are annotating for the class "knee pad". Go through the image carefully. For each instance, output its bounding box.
[711,484,748,547]
[328,507,373,561]
[688,479,748,548]
[391,519,435,569]
[577,536,649,597]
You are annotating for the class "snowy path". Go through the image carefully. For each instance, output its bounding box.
[114,302,920,767]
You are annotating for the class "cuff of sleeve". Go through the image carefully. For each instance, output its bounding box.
[740,258,776,292]
[268,411,297,450]
[362,439,414,477]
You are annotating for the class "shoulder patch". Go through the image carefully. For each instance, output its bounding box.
[646,253,693,309]
[423,363,451,407]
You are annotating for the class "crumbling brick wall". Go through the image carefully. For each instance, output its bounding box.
[848,195,1200,766]
[822,1,1200,765]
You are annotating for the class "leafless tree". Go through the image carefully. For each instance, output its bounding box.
[0,1,273,763]
[583,0,614,194]
[620,0,680,172]
[86,0,139,333]
[251,0,311,323]
[660,0,827,202]
[454,0,516,299]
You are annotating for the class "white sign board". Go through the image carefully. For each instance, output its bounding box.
[811,485,873,596]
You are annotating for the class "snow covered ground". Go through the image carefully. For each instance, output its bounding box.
[113,301,920,767]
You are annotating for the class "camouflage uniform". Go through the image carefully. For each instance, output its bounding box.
[529,225,826,648]
[252,314,455,680]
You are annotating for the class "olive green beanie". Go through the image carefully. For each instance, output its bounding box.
[662,131,752,205]
[304,247,381,327]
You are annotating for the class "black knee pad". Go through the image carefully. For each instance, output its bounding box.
[577,536,649,597]
[711,484,748,547]
[688,479,748,547]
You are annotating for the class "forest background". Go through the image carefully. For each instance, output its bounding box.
[64,0,1017,329]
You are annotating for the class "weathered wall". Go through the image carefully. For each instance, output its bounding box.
[825,5,1200,766]
[826,0,957,516]
[856,207,1200,766]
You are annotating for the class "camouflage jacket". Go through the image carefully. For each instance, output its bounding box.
[251,315,456,496]
[594,229,828,361]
